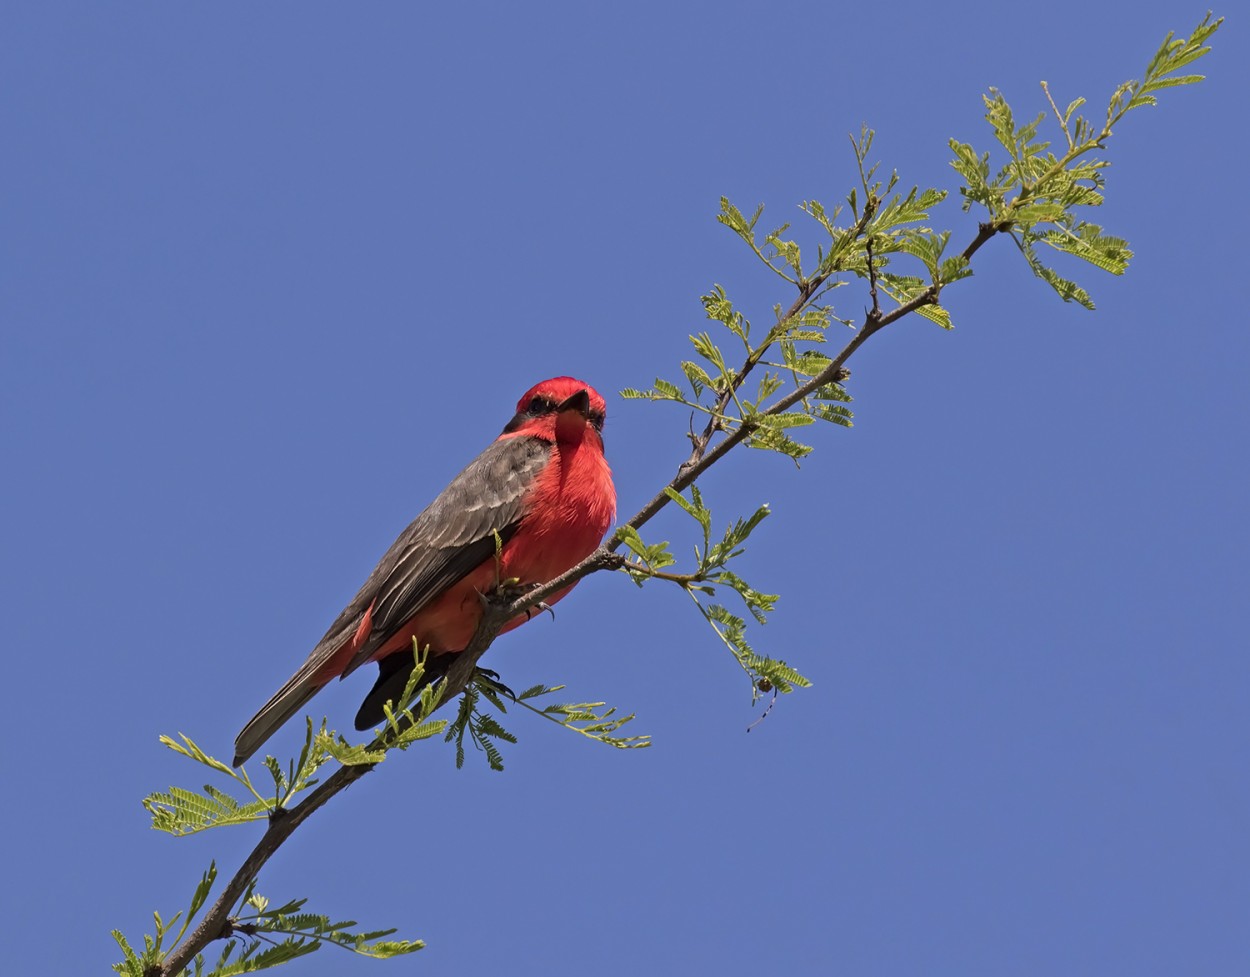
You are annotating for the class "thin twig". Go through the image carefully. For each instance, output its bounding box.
[1040,80,1076,152]
[865,235,882,323]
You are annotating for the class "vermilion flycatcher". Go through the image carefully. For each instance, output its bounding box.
[233,377,615,765]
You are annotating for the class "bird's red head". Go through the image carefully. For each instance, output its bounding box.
[502,376,608,446]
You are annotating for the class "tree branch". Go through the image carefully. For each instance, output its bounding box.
[157,211,1007,977]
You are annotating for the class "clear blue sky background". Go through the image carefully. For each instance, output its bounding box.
[2,4,1246,976]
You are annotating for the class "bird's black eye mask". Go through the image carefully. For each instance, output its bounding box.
[502,398,552,433]
[501,398,606,435]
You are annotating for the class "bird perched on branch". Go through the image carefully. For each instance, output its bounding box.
[233,377,615,766]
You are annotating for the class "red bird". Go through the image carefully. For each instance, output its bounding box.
[233,377,615,766]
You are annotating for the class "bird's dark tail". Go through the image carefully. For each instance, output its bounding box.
[353,651,455,730]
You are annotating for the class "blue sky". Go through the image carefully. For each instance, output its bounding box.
[2,3,1247,976]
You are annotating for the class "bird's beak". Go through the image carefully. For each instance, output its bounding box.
[556,389,591,417]
[554,389,593,444]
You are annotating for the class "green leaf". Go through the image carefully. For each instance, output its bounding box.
[214,889,425,973]
[654,377,682,400]
[873,186,947,234]
[800,198,841,237]
[389,719,448,751]
[764,223,803,278]
[810,401,854,427]
[159,733,241,781]
[111,930,142,977]
[518,682,562,700]
[1011,200,1069,227]
[143,785,272,836]
[747,655,813,695]
[1026,250,1095,308]
[783,347,833,378]
[702,284,751,343]
[665,485,713,539]
[717,197,763,242]
[746,425,813,461]
[713,568,778,623]
[616,524,650,557]
[441,682,518,772]
[1062,96,1087,125]
[619,378,692,405]
[949,139,996,212]
[710,503,770,562]
[680,360,711,398]
[755,410,815,430]
[536,699,653,749]
[318,734,386,766]
[1037,223,1132,274]
[812,381,851,402]
[938,255,973,285]
[915,304,954,329]
[185,863,218,931]
[754,371,784,404]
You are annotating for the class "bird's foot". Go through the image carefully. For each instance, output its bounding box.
[482,579,555,621]
[474,667,517,702]
[524,598,555,621]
